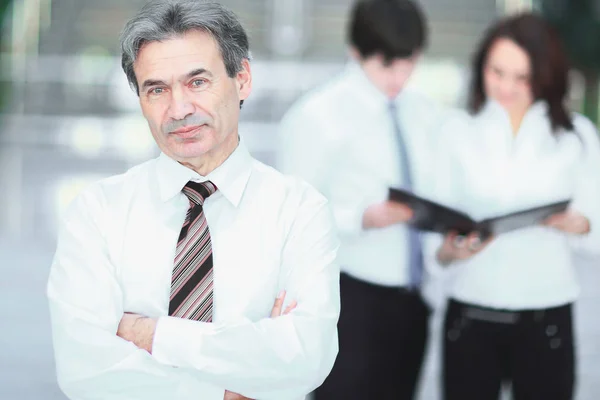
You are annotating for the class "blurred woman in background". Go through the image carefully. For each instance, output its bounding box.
[430,13,600,400]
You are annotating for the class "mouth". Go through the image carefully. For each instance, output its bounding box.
[169,125,204,138]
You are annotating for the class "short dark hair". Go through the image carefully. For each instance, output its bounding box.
[469,13,574,132]
[348,0,427,63]
[120,0,250,95]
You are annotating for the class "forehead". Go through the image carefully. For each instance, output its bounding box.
[134,30,225,80]
[487,38,530,72]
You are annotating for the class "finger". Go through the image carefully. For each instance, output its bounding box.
[224,392,248,400]
[270,290,286,318]
[544,219,563,229]
[549,217,565,227]
[453,234,467,248]
[544,211,567,225]
[388,202,413,221]
[401,204,414,220]
[283,300,298,315]
[444,231,457,244]
[120,313,137,324]
[543,216,559,226]
[481,234,495,247]
[467,233,482,251]
[223,391,241,400]
[455,246,473,259]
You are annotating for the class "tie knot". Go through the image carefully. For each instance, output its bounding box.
[183,181,217,206]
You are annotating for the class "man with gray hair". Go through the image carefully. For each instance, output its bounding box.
[47,1,340,399]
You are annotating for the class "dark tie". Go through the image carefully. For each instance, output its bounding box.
[389,102,423,288]
[169,180,218,322]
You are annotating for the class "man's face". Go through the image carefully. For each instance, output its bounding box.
[359,53,419,99]
[133,30,252,163]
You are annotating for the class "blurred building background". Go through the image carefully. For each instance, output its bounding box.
[0,0,598,399]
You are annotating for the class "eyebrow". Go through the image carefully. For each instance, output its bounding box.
[185,68,212,80]
[140,79,167,91]
[140,68,213,92]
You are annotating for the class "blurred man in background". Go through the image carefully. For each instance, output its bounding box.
[278,0,445,398]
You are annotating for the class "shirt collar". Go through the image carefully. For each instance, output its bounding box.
[480,98,549,122]
[156,138,253,207]
[344,61,408,111]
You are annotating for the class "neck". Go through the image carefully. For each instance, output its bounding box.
[509,112,525,135]
[505,105,530,136]
[357,65,403,101]
[182,133,239,176]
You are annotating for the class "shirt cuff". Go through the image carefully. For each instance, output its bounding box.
[333,202,368,237]
[421,232,446,278]
[568,204,600,255]
[152,316,213,368]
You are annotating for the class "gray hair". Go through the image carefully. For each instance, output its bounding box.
[120,0,250,95]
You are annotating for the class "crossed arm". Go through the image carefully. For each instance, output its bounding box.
[116,293,297,399]
[47,190,340,400]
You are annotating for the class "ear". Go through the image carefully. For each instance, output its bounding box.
[348,47,361,62]
[410,50,422,64]
[236,59,252,101]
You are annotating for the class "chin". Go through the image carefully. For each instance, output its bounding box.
[387,88,402,99]
[169,138,214,160]
[496,98,515,109]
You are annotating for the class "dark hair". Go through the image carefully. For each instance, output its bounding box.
[349,0,427,63]
[120,0,249,95]
[469,13,573,132]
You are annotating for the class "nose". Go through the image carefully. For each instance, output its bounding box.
[168,87,194,121]
[390,63,411,87]
[498,74,519,95]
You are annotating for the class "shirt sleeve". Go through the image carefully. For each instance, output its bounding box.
[277,101,337,193]
[152,190,340,399]
[568,116,600,255]
[277,99,371,238]
[47,186,203,400]
[421,113,470,278]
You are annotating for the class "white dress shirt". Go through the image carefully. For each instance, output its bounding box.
[278,62,445,288]
[47,140,340,400]
[425,100,600,310]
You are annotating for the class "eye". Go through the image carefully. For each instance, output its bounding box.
[148,87,164,95]
[191,79,206,88]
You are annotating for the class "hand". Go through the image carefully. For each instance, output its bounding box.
[116,312,157,353]
[544,210,590,235]
[436,231,494,266]
[223,291,297,399]
[224,391,251,400]
[362,201,414,229]
[270,290,297,318]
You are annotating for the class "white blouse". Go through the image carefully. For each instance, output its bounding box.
[425,100,600,310]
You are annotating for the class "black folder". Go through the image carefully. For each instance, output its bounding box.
[388,187,570,239]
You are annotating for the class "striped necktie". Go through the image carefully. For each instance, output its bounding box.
[389,102,423,288]
[169,180,218,322]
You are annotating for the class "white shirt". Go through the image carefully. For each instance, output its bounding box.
[278,62,445,287]
[425,100,600,310]
[47,141,340,400]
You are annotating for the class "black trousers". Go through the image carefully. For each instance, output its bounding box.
[314,273,430,400]
[443,299,575,400]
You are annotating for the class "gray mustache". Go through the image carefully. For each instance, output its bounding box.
[162,114,212,134]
